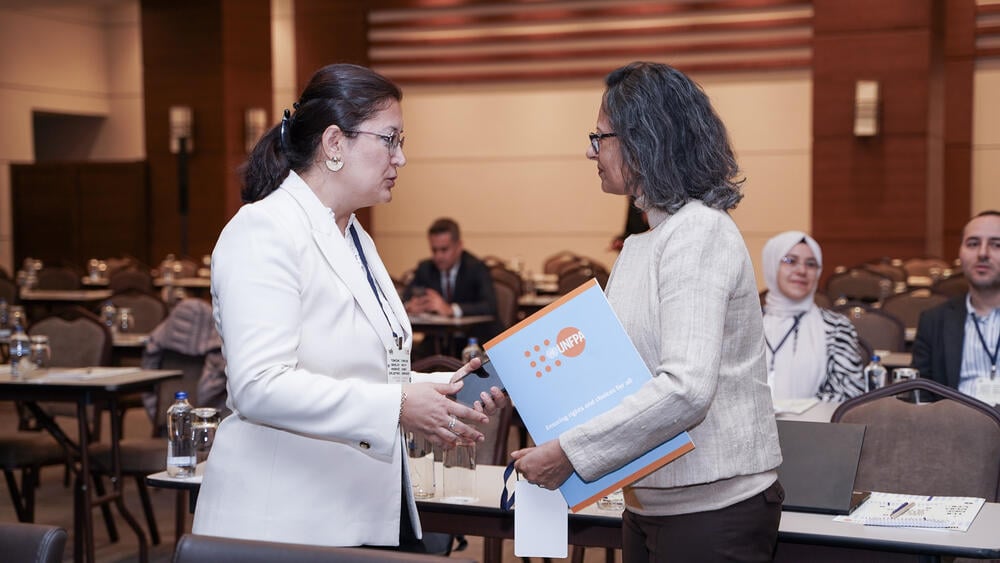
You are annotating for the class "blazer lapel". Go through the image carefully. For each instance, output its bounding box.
[943,299,966,389]
[281,177,396,349]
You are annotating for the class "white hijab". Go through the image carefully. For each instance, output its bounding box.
[762,231,828,400]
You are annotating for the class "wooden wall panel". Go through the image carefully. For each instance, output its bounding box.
[141,0,271,261]
[10,163,148,269]
[293,0,372,230]
[811,0,974,278]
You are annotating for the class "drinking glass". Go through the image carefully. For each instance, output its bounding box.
[191,407,220,463]
[117,307,134,334]
[442,443,477,503]
[406,432,435,499]
[29,335,51,368]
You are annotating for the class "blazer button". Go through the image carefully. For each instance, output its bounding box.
[359,441,371,449]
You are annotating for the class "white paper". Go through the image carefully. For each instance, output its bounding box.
[514,481,568,558]
[834,491,985,532]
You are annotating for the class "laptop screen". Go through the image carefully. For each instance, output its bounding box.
[776,419,867,515]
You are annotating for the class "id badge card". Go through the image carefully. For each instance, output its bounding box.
[973,376,1000,407]
[514,481,568,558]
[387,345,411,384]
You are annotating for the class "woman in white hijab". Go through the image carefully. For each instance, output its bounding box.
[762,231,865,401]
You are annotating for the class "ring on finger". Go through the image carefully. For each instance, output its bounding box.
[447,414,457,431]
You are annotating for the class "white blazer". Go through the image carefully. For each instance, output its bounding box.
[192,172,440,546]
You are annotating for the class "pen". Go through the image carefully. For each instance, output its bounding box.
[890,502,913,519]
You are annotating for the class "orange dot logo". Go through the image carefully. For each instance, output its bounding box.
[556,327,586,357]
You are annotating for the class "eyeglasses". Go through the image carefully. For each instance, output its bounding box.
[343,129,405,155]
[780,255,820,270]
[589,132,617,154]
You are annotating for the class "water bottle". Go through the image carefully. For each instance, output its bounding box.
[9,326,32,378]
[166,391,196,477]
[0,298,10,363]
[863,355,887,392]
[461,337,484,363]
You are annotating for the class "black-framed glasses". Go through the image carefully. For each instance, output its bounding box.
[780,255,820,270]
[589,132,617,154]
[343,129,405,155]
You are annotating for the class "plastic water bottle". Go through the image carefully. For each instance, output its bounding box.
[461,337,484,363]
[166,391,196,477]
[863,355,887,392]
[0,298,10,363]
[9,326,32,378]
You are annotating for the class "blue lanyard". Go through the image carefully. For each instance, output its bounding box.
[348,224,399,342]
[971,312,999,377]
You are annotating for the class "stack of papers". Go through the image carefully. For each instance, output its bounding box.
[834,491,985,532]
[773,397,820,415]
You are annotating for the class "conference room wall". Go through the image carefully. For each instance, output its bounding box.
[374,71,812,290]
[973,61,1000,217]
[0,2,144,273]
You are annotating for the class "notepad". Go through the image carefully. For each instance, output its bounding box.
[834,492,986,532]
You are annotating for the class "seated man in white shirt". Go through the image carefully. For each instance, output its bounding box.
[912,210,1000,406]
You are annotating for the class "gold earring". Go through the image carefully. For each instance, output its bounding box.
[325,156,343,172]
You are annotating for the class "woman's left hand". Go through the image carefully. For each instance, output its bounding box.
[510,439,574,490]
[449,357,509,415]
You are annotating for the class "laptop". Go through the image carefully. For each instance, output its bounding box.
[775,419,869,515]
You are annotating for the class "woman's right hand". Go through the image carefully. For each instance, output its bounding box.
[401,381,489,448]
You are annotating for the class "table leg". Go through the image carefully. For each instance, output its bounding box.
[107,395,149,563]
[76,396,96,563]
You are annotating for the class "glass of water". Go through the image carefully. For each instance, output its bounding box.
[442,443,477,503]
[191,407,220,463]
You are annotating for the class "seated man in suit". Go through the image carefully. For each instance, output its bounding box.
[404,218,499,345]
[912,210,1000,406]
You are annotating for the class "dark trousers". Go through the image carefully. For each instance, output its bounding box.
[622,480,784,563]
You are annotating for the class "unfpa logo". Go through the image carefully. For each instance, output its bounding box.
[522,327,585,378]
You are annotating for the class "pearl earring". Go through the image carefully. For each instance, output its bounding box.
[325,156,343,172]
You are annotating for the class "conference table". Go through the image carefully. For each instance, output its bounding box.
[409,314,495,355]
[148,456,1000,562]
[0,367,181,563]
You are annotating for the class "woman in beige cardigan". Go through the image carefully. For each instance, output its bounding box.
[511,62,784,562]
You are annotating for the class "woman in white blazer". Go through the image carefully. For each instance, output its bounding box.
[192,64,505,550]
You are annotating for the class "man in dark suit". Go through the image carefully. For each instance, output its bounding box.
[913,210,1000,405]
[404,218,499,346]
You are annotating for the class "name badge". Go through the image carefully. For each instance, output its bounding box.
[972,377,1000,407]
[514,481,568,558]
[387,345,411,384]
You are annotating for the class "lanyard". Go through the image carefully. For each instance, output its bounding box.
[500,461,517,511]
[971,312,1000,378]
[765,313,805,372]
[348,224,399,343]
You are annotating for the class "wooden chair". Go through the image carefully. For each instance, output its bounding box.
[172,533,474,563]
[108,289,168,333]
[825,268,894,304]
[492,280,518,332]
[543,251,579,275]
[833,378,1000,501]
[108,268,154,294]
[490,265,523,297]
[0,432,66,522]
[861,262,907,283]
[932,273,968,299]
[880,289,948,331]
[34,266,81,290]
[842,306,906,353]
[0,522,67,563]
[901,257,950,279]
